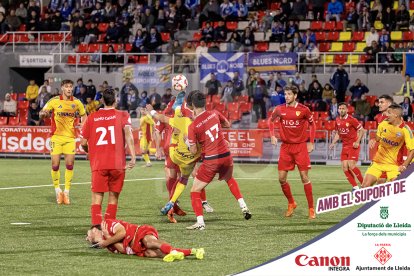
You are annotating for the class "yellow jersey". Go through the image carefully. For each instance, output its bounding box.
[373,121,414,165]
[140,114,155,142]
[43,95,86,138]
[26,84,39,101]
[86,100,100,114]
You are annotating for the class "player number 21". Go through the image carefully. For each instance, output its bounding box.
[205,124,219,142]
[96,126,115,145]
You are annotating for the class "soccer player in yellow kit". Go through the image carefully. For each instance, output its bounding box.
[40,80,87,204]
[139,105,155,167]
[362,104,414,187]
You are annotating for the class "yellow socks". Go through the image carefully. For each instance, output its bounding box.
[51,169,60,189]
[64,169,74,192]
[171,183,186,203]
[143,154,150,164]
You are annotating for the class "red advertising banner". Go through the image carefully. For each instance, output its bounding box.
[0,126,264,158]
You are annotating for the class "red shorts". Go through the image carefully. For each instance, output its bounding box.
[278,143,311,171]
[165,154,179,171]
[196,154,233,183]
[128,225,159,257]
[91,169,125,193]
[341,146,360,161]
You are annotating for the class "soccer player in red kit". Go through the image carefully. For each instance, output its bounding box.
[86,219,204,262]
[80,89,136,227]
[268,85,316,219]
[329,103,365,190]
[186,91,251,230]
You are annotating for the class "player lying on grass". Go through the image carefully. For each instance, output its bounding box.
[86,219,204,262]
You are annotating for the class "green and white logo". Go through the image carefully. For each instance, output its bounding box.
[380,206,389,220]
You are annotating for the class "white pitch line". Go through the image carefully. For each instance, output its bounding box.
[0,177,347,191]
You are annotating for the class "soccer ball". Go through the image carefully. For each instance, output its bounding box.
[172,74,188,92]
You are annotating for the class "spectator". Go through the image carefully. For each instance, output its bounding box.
[208,41,220,53]
[298,83,310,103]
[178,41,196,73]
[312,0,325,21]
[410,13,414,31]
[308,74,322,92]
[322,83,334,103]
[73,78,86,99]
[382,6,396,31]
[293,72,305,87]
[141,8,155,32]
[195,39,208,57]
[370,0,382,25]
[354,94,371,121]
[395,4,410,30]
[247,14,259,31]
[285,20,299,41]
[349,79,369,101]
[251,73,268,121]
[39,12,53,31]
[167,39,182,71]
[132,29,146,53]
[50,10,62,31]
[364,40,380,73]
[16,3,27,22]
[304,42,320,74]
[118,20,131,43]
[276,72,287,87]
[329,97,339,119]
[343,6,358,31]
[309,82,323,102]
[269,21,285,43]
[95,85,104,101]
[78,86,88,104]
[293,41,306,71]
[60,1,72,21]
[233,0,248,20]
[161,88,173,107]
[185,0,200,19]
[103,1,116,22]
[369,99,381,120]
[28,102,41,126]
[366,27,379,47]
[105,21,118,42]
[330,64,350,103]
[149,88,162,110]
[199,0,220,28]
[227,31,242,51]
[128,89,140,117]
[143,27,163,61]
[86,79,97,99]
[272,8,287,25]
[280,0,292,18]
[400,97,413,121]
[38,80,52,94]
[84,22,99,44]
[5,9,21,32]
[267,72,276,93]
[240,27,255,52]
[270,84,285,107]
[221,80,235,104]
[1,93,17,117]
[232,71,244,97]
[116,44,126,63]
[326,0,344,22]
[120,78,138,110]
[36,86,51,109]
[201,21,214,42]
[302,29,316,47]
[26,10,39,31]
[85,97,100,115]
[71,19,86,48]
[379,41,395,73]
[26,80,39,103]
[396,74,414,97]
[220,0,234,20]
[291,0,307,20]
[90,2,104,23]
[261,10,273,33]
[314,98,327,111]
[151,0,163,18]
[205,73,222,99]
[246,68,256,97]
[140,90,149,106]
[378,28,390,47]
[214,20,227,42]
[154,9,166,32]
[358,7,371,31]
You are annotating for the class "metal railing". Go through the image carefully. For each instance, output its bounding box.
[0,31,71,53]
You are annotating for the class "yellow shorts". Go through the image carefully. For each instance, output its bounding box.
[140,138,149,151]
[169,147,197,176]
[50,135,76,155]
[365,162,400,181]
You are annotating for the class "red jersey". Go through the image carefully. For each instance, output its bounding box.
[188,110,229,156]
[269,102,315,144]
[335,114,363,146]
[81,108,131,171]
[211,109,230,128]
[375,113,387,124]
[155,119,173,154]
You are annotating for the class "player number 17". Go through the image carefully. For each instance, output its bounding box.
[205,123,219,142]
[96,126,115,145]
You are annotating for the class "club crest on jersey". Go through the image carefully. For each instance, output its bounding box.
[296,111,301,116]
[71,104,76,109]
[58,105,62,109]
[396,132,402,137]
[346,123,349,127]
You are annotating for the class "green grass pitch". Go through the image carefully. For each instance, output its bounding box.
[0,159,363,275]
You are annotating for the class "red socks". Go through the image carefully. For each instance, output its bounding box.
[169,179,179,199]
[351,167,363,184]
[167,177,177,199]
[160,244,191,256]
[105,204,118,220]
[226,177,242,200]
[281,182,295,204]
[200,189,206,202]
[191,192,204,217]
[344,170,358,187]
[173,248,191,256]
[303,183,314,209]
[91,204,102,225]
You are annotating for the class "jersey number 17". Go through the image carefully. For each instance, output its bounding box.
[205,123,219,142]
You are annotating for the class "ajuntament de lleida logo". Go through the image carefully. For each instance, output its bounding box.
[380,206,389,219]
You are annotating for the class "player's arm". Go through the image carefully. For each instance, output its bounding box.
[369,123,382,149]
[187,123,198,155]
[77,100,87,127]
[400,127,414,171]
[354,127,366,148]
[154,122,164,160]
[98,223,126,248]
[124,125,136,170]
[268,108,279,145]
[146,104,170,124]
[80,117,90,153]
[39,99,54,120]
[329,132,340,150]
[307,112,316,153]
[215,110,230,128]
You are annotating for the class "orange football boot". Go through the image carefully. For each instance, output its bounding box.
[285,202,297,217]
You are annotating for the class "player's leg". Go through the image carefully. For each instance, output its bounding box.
[62,153,75,204]
[140,138,151,167]
[298,170,315,219]
[186,177,209,230]
[278,143,297,216]
[50,136,63,204]
[348,147,364,184]
[342,159,358,189]
[91,192,104,227]
[361,163,382,188]
[105,169,125,220]
[193,162,214,213]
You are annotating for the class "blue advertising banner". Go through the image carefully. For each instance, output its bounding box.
[199,53,245,83]
[248,52,297,74]
[404,53,414,77]
[122,63,172,89]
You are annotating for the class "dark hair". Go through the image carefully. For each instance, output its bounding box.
[338,102,348,108]
[284,85,298,95]
[192,91,206,108]
[388,103,403,112]
[61,79,74,86]
[378,94,394,104]
[102,89,116,106]
[186,90,200,106]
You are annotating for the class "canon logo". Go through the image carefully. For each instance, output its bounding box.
[295,254,350,267]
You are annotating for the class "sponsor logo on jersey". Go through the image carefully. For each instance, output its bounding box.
[58,105,62,109]
[71,104,76,109]
[396,132,402,137]
[382,138,399,146]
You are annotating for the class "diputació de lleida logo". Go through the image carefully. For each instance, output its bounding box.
[380,206,389,220]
